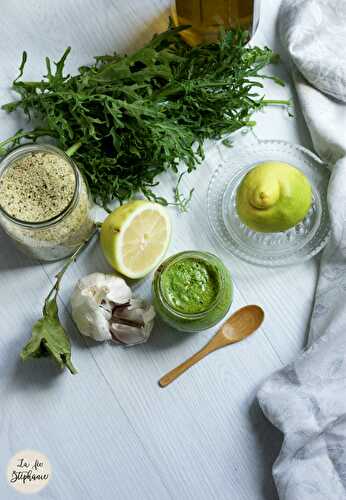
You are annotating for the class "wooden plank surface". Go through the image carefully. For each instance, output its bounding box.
[0,1,317,499]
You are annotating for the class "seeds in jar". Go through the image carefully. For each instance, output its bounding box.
[0,151,75,222]
[0,146,95,261]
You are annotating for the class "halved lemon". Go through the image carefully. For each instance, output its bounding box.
[100,200,171,279]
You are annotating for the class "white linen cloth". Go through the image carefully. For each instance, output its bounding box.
[257,1,346,499]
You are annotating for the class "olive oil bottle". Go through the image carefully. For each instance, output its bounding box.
[172,0,254,45]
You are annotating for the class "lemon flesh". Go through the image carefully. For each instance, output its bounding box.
[236,161,312,233]
[100,200,171,279]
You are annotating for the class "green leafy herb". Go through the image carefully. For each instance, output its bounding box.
[1,23,288,209]
[20,238,94,373]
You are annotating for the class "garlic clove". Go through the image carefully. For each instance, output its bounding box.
[110,322,151,346]
[104,275,132,305]
[110,298,155,346]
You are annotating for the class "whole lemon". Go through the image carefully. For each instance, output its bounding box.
[236,161,312,233]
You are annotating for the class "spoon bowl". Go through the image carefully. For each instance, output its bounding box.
[210,305,264,347]
[159,305,264,388]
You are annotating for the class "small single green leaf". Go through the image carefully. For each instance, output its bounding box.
[21,297,77,374]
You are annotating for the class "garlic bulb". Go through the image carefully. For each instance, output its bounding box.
[71,272,155,345]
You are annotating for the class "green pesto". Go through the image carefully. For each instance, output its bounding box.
[161,257,220,315]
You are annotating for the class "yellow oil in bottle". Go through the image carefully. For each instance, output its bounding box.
[172,0,254,46]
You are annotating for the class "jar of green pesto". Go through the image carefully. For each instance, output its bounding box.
[152,251,233,332]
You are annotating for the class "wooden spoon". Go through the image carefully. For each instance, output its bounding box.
[159,305,264,388]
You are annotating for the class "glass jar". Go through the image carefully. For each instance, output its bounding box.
[152,251,233,332]
[0,144,95,261]
[172,0,254,46]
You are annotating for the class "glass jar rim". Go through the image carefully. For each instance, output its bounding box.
[0,143,79,228]
[155,250,225,320]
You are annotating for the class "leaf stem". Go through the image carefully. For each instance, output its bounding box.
[44,227,98,309]
[262,99,291,106]
[65,142,82,157]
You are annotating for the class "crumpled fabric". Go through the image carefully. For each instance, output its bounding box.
[257,1,346,499]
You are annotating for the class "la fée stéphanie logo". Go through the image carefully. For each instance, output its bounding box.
[7,450,51,494]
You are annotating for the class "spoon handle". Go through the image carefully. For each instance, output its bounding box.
[159,346,210,387]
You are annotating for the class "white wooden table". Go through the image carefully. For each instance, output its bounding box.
[0,1,318,499]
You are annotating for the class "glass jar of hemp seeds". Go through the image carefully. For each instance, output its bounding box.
[0,144,95,261]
